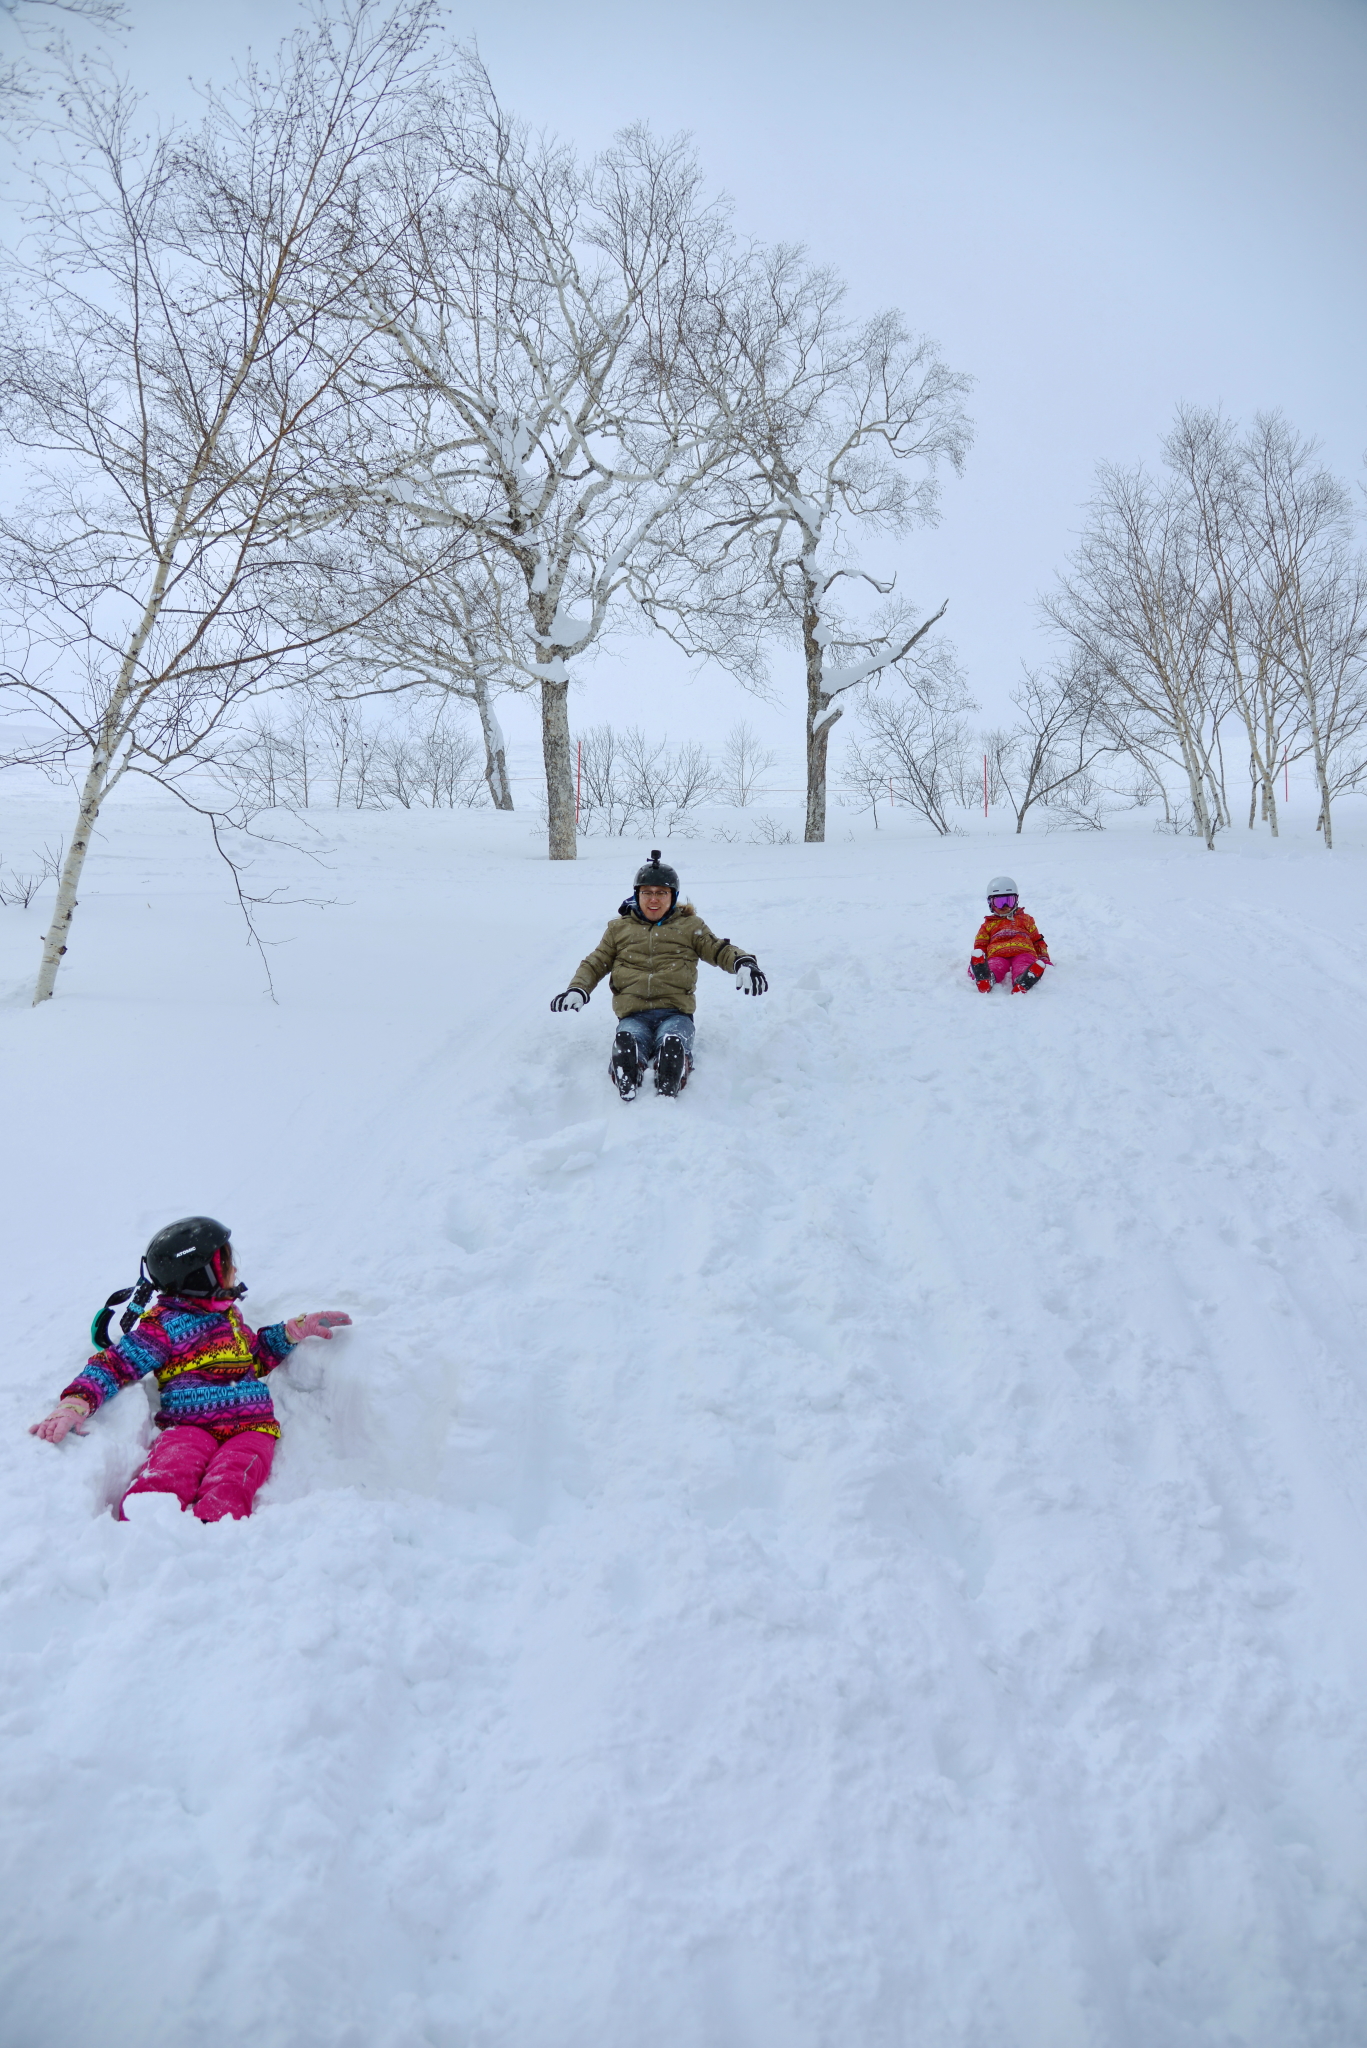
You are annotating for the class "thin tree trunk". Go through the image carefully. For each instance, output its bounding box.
[1191,747,1218,849]
[804,599,833,844]
[1304,687,1333,850]
[540,670,576,859]
[34,748,110,1004]
[474,676,513,810]
[33,523,183,998]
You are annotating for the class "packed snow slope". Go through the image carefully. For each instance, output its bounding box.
[3,792,1367,2048]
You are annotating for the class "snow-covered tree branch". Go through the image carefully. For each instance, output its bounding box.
[359,57,744,858]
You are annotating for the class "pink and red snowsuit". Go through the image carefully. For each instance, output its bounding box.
[968,907,1051,988]
[63,1296,295,1522]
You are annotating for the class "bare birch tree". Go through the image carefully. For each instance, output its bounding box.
[842,646,975,836]
[642,247,972,843]
[1044,463,1230,848]
[362,58,742,859]
[717,720,777,808]
[571,721,717,837]
[1165,407,1305,834]
[1048,409,1367,850]
[1245,417,1367,848]
[322,524,517,808]
[229,691,484,814]
[0,2,439,1001]
[983,659,1114,833]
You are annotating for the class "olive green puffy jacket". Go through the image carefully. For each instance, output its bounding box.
[569,901,749,1018]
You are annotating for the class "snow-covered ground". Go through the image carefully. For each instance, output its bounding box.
[3,791,1367,2048]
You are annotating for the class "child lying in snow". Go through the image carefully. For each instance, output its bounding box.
[550,848,767,1101]
[968,875,1051,994]
[29,1215,350,1523]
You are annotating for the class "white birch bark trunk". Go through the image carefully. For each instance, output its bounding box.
[473,677,513,810]
[1302,674,1334,849]
[1176,720,1214,848]
[34,748,111,1004]
[34,553,178,1000]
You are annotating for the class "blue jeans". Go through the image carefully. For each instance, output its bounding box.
[615,1008,695,1063]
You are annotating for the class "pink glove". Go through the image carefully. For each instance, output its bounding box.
[285,1311,353,1344]
[30,1397,91,1444]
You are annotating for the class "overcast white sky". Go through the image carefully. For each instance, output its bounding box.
[29,0,1367,764]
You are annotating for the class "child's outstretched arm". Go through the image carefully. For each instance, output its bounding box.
[29,1397,91,1445]
[31,1313,177,1443]
[284,1312,352,1343]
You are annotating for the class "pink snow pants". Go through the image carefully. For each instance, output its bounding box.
[970,953,1037,986]
[120,1425,276,1523]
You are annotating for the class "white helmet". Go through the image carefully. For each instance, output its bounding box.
[985,875,1019,901]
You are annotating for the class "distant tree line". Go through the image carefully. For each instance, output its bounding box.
[1045,407,1367,850]
[847,403,1367,846]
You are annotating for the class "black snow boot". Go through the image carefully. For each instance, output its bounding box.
[654,1034,691,1098]
[610,1028,645,1101]
[1011,967,1045,994]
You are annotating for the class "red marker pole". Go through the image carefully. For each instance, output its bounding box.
[575,740,582,826]
[983,754,988,819]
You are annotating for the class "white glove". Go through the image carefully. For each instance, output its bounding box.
[550,988,587,1013]
[734,957,768,996]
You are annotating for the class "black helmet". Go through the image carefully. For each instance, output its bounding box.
[633,848,679,911]
[144,1215,237,1298]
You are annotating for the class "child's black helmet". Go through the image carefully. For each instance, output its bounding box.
[144,1216,234,1297]
[633,848,679,915]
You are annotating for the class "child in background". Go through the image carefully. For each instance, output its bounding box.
[969,875,1051,994]
[28,1215,350,1523]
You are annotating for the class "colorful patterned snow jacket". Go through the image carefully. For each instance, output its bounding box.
[971,907,1052,967]
[569,900,749,1019]
[62,1297,295,1441]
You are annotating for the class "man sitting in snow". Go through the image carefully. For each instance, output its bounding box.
[550,849,767,1100]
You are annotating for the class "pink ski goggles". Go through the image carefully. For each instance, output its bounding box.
[988,894,1018,912]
